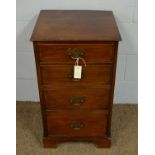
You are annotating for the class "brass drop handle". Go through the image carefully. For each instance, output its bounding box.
[69,96,85,106]
[67,48,85,59]
[70,122,85,130]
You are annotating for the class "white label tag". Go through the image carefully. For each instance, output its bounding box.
[74,65,82,79]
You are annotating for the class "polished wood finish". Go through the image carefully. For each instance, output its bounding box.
[31,10,121,41]
[40,65,112,86]
[37,44,114,64]
[43,87,111,110]
[46,110,108,136]
[31,10,121,148]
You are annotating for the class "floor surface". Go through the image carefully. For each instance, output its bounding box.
[16,102,138,155]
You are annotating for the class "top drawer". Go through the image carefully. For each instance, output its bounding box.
[37,44,114,64]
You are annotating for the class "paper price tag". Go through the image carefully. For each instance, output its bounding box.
[74,65,82,79]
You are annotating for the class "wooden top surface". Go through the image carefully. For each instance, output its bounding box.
[31,10,121,42]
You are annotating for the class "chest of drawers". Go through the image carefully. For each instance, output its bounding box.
[31,10,121,148]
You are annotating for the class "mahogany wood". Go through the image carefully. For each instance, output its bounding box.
[46,110,108,137]
[43,87,111,110]
[31,10,121,41]
[31,10,121,148]
[40,65,113,86]
[37,44,114,64]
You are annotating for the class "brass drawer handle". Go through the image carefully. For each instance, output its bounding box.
[70,122,85,130]
[69,96,85,106]
[67,48,85,58]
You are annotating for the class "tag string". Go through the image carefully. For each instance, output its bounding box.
[72,57,86,67]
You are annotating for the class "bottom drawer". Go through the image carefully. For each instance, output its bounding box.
[46,111,108,137]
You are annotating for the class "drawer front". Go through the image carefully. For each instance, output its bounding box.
[46,111,108,136]
[43,87,111,110]
[37,44,114,64]
[40,65,112,86]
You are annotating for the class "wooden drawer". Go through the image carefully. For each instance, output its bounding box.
[43,87,111,110]
[46,110,108,137]
[40,65,112,86]
[37,44,114,64]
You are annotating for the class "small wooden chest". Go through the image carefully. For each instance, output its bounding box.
[31,10,121,148]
